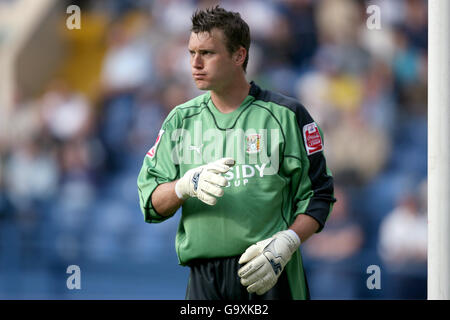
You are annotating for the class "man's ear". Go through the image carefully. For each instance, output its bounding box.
[233,47,247,67]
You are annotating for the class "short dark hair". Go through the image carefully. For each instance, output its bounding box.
[191,6,251,72]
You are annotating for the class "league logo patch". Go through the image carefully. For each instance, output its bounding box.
[146,129,164,158]
[246,134,261,154]
[302,122,323,155]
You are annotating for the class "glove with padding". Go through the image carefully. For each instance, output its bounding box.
[175,157,235,205]
[238,229,301,295]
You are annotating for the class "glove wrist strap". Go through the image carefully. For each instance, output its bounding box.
[286,229,301,246]
[174,180,188,200]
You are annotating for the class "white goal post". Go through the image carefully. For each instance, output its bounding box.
[428,0,450,300]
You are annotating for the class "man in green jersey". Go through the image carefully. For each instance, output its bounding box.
[137,6,336,300]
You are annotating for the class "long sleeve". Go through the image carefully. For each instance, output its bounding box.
[137,112,179,223]
[283,102,336,232]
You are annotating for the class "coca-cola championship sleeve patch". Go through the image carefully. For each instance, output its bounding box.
[302,122,323,156]
[146,129,165,158]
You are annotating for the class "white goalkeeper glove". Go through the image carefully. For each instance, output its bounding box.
[238,229,301,295]
[175,157,235,206]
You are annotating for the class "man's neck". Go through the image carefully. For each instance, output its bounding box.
[210,77,251,114]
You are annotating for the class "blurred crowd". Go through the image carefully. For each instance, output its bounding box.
[0,0,427,299]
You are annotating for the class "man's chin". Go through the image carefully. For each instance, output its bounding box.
[194,80,211,91]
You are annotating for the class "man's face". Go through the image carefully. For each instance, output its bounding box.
[188,29,236,91]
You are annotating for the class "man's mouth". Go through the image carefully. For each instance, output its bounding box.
[193,73,206,80]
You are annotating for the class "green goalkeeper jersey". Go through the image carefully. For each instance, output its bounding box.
[137,81,335,299]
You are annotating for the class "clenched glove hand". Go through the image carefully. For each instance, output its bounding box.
[175,157,235,206]
[238,230,301,295]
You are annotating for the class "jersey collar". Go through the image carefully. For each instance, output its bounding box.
[248,81,261,100]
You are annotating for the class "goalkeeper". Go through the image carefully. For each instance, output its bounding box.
[137,6,336,300]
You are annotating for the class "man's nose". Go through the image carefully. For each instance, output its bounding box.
[191,54,203,69]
